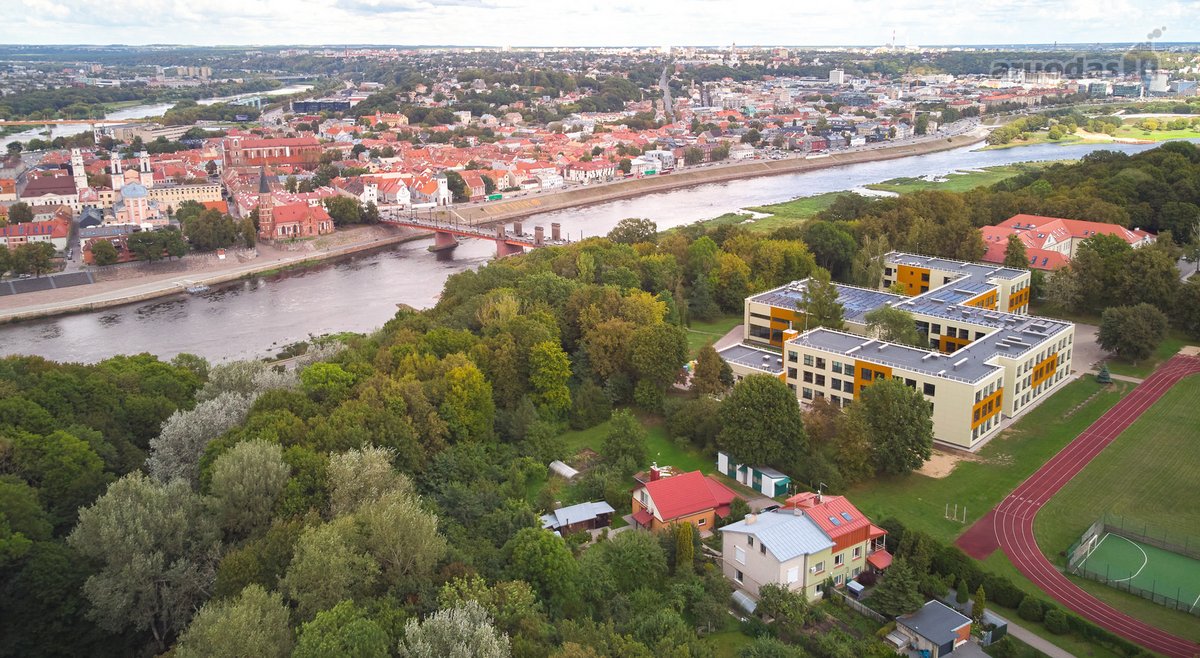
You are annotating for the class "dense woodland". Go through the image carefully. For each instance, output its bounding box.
[1,143,1197,657]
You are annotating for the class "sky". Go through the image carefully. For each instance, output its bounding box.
[5,0,1199,47]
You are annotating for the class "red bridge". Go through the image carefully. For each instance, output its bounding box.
[381,211,570,257]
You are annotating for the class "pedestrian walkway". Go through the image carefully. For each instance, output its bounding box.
[944,590,1076,658]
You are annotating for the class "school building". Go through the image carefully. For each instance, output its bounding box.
[719,252,1074,451]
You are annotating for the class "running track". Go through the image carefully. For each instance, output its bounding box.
[957,354,1200,658]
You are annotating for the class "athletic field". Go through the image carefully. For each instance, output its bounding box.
[1075,532,1200,615]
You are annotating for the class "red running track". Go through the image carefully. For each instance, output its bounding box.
[972,354,1200,658]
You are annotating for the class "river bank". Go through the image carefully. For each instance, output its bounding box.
[436,130,989,226]
[0,130,986,325]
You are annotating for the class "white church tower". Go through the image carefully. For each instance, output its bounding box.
[138,151,154,188]
[70,148,88,193]
[110,151,123,192]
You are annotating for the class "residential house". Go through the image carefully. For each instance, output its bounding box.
[892,601,973,658]
[458,170,488,201]
[0,218,70,250]
[979,213,1156,271]
[718,492,889,602]
[630,469,736,533]
[564,160,616,183]
[540,501,615,535]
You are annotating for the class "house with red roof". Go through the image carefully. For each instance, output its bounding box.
[718,491,889,602]
[979,213,1156,271]
[630,469,736,534]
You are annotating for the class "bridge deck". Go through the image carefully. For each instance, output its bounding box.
[381,216,569,248]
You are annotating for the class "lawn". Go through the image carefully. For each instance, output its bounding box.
[1031,373,1200,641]
[686,313,742,356]
[689,192,849,235]
[558,413,713,475]
[1112,124,1200,141]
[701,615,753,657]
[981,132,1086,150]
[864,163,1058,195]
[848,377,1130,546]
[1103,331,1195,379]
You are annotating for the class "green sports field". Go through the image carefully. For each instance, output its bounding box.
[1075,533,1200,615]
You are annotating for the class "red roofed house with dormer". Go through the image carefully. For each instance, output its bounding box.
[631,469,736,534]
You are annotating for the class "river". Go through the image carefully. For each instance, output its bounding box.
[0,139,1185,364]
[5,84,314,144]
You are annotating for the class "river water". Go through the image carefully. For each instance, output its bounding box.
[5,84,314,144]
[0,139,1183,364]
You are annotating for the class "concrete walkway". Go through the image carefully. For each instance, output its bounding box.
[1006,621,1077,658]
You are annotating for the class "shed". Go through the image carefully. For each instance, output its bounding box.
[717,451,791,497]
[895,600,972,658]
[539,501,615,534]
[846,580,865,599]
[732,590,757,615]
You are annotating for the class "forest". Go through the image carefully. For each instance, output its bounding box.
[2,143,1199,657]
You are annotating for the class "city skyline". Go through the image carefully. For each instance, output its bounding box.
[6,0,1199,48]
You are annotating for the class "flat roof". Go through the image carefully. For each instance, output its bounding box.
[888,251,1028,283]
[750,280,904,324]
[789,328,1003,383]
[717,343,785,375]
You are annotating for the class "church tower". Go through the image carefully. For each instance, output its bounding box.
[70,148,87,193]
[110,152,123,192]
[138,151,154,187]
[256,165,274,240]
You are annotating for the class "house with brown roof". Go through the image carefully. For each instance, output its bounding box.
[631,469,736,534]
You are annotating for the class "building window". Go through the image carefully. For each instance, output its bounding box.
[735,546,745,565]
[748,536,754,547]
[853,547,862,559]
[803,355,814,366]
[815,375,825,387]
[813,561,825,573]
[832,362,842,374]
[697,518,706,526]
[834,553,844,566]
[787,567,799,583]
[760,543,766,554]
[834,574,844,585]
[852,567,861,578]
[788,351,798,363]
[831,379,841,392]
[735,569,744,583]
[803,371,813,383]
[932,323,941,334]
[860,368,872,380]
[788,368,798,379]
[905,378,916,389]
[815,358,826,370]
[923,382,936,396]
[802,387,813,400]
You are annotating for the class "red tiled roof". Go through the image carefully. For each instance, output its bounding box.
[867,549,893,570]
[868,524,888,540]
[632,509,654,527]
[643,471,735,521]
[785,493,871,541]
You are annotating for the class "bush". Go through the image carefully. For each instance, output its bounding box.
[1017,596,1044,622]
[982,574,1025,608]
[1043,609,1070,634]
[857,570,878,586]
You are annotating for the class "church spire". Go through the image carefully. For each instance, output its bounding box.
[258,165,271,194]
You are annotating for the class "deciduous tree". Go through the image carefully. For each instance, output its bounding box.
[1098,303,1169,362]
[398,600,510,658]
[209,440,290,540]
[717,374,806,466]
[281,516,381,620]
[293,600,392,658]
[852,377,932,475]
[173,585,293,658]
[799,267,844,330]
[864,306,923,347]
[607,218,657,244]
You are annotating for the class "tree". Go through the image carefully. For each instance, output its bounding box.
[503,528,579,616]
[618,158,632,174]
[327,446,414,517]
[864,306,923,347]
[674,522,695,574]
[300,361,356,403]
[147,392,259,487]
[89,239,119,265]
[1174,277,1200,340]
[955,576,969,605]
[801,221,857,280]
[691,343,729,396]
[438,361,495,443]
[5,141,22,155]
[799,268,844,330]
[853,377,933,475]
[362,201,380,224]
[8,429,110,531]
[14,242,55,276]
[173,585,293,658]
[630,323,688,404]
[867,557,923,617]
[972,585,987,625]
[528,340,572,418]
[398,600,510,658]
[281,517,381,620]
[324,195,364,226]
[601,409,648,470]
[1002,234,1028,269]
[444,171,469,203]
[683,147,705,166]
[8,202,32,224]
[209,440,291,540]
[570,379,612,430]
[757,583,810,639]
[1098,303,1168,362]
[127,231,165,262]
[851,234,890,288]
[607,217,658,244]
[718,374,806,466]
[356,490,447,591]
[294,600,392,658]
[67,473,221,652]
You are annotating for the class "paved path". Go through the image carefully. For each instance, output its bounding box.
[958,354,1200,658]
[1006,620,1077,658]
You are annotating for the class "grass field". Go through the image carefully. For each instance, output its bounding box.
[1028,374,1200,639]
[1103,332,1195,379]
[865,163,1057,195]
[558,413,712,475]
[848,377,1129,545]
[686,314,742,356]
[1112,124,1200,141]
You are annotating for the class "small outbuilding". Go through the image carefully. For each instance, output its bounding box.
[894,600,972,658]
[540,501,615,535]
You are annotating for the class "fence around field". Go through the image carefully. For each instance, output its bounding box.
[1066,513,1200,616]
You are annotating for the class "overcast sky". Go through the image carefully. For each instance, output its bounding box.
[6,0,1198,47]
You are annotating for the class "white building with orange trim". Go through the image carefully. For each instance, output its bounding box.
[719,252,1073,451]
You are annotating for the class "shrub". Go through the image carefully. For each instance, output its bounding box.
[857,570,878,586]
[1044,609,1070,634]
[1017,596,1044,622]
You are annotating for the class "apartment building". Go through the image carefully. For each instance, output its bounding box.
[719,493,888,602]
[720,252,1073,450]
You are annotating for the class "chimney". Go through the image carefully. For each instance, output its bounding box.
[745,513,757,525]
[649,462,660,481]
